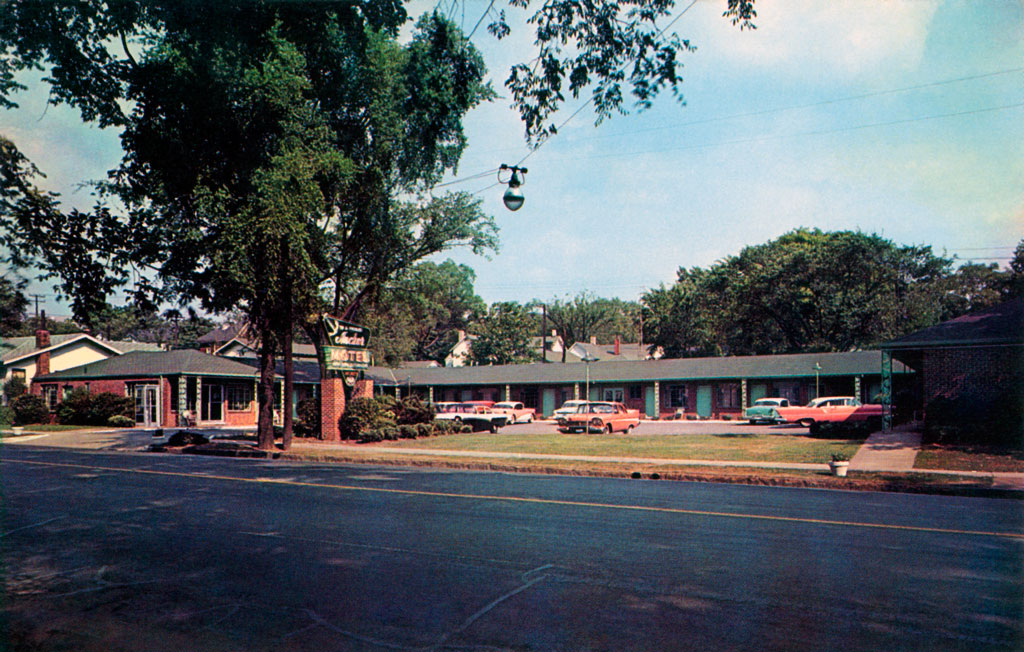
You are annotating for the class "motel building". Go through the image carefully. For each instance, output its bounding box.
[29,347,912,428]
[365,350,912,420]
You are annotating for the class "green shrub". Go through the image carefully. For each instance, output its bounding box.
[11,394,49,426]
[3,376,26,400]
[398,424,418,439]
[357,428,384,444]
[721,414,732,421]
[338,397,396,439]
[107,414,134,427]
[381,426,401,441]
[415,423,432,438]
[394,395,435,425]
[56,389,132,426]
[460,424,473,433]
[0,405,13,427]
[294,396,321,438]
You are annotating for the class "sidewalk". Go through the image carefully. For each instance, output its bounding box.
[849,428,922,472]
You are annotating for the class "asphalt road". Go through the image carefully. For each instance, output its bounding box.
[2,446,1022,651]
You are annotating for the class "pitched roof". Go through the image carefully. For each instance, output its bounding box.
[0,333,167,365]
[197,324,242,344]
[35,350,260,381]
[367,350,908,387]
[883,298,1024,350]
[1,333,91,363]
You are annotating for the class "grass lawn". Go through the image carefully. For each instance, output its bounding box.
[915,445,1024,473]
[359,431,862,464]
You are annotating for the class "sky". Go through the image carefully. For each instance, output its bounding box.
[3,0,1023,319]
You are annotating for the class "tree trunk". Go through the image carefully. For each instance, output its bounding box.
[256,330,276,450]
[281,302,294,451]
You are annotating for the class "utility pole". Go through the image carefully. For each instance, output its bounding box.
[29,294,45,329]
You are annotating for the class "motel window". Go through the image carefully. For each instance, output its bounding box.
[41,385,58,411]
[666,385,687,409]
[520,387,539,409]
[603,387,624,403]
[12,369,26,381]
[629,385,642,400]
[718,383,741,409]
[227,385,253,411]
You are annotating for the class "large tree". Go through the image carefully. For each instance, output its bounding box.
[543,292,615,362]
[643,229,972,356]
[361,259,486,366]
[469,301,538,366]
[1,1,759,447]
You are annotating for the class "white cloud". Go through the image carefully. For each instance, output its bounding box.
[692,0,938,78]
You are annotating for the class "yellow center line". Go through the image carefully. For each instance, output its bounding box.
[7,458,1023,540]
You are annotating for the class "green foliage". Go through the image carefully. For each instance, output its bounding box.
[10,393,48,426]
[0,404,13,427]
[337,397,396,440]
[493,0,757,142]
[55,389,132,426]
[3,376,26,400]
[398,424,418,439]
[544,292,616,362]
[294,396,321,438]
[394,395,435,425]
[0,275,27,335]
[641,228,1005,357]
[362,260,487,365]
[469,302,539,365]
[107,414,134,428]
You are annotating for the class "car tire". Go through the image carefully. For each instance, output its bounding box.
[489,423,499,434]
[525,415,533,423]
[797,418,814,428]
[626,424,635,433]
[603,424,612,434]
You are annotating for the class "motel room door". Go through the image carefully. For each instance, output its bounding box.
[696,385,713,418]
[541,388,556,418]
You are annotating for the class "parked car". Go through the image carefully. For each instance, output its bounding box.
[742,398,791,424]
[433,403,509,433]
[491,401,536,423]
[553,399,589,419]
[557,401,641,434]
[774,396,882,428]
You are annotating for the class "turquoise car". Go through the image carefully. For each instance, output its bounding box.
[743,398,791,424]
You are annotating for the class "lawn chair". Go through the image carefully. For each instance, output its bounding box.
[179,410,196,428]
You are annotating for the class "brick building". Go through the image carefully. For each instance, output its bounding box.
[882,298,1024,427]
[32,350,261,428]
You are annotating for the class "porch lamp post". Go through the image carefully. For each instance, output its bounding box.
[498,164,527,211]
[582,354,599,402]
[813,362,822,399]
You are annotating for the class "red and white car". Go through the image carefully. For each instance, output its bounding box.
[490,401,536,424]
[557,401,641,434]
[774,396,882,428]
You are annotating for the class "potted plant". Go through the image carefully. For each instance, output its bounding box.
[829,452,850,477]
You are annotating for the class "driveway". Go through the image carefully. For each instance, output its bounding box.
[504,419,812,436]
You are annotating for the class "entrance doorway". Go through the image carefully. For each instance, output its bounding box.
[133,384,160,427]
[696,385,713,418]
[202,384,224,422]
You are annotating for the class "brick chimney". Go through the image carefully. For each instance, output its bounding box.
[614,335,620,356]
[35,320,51,376]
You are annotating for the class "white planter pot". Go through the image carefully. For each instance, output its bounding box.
[10,426,24,436]
[829,461,849,477]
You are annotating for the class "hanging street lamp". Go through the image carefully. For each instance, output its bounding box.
[498,164,528,211]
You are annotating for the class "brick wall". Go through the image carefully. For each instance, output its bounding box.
[320,378,346,441]
[922,345,1023,408]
